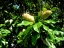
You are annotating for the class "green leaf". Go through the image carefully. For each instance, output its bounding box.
[4,10,8,13]
[49,43,56,48]
[0,24,5,27]
[9,13,18,20]
[2,39,8,46]
[41,37,50,46]
[55,37,64,42]
[17,26,32,43]
[42,7,47,11]
[33,22,42,33]
[32,33,40,46]
[52,30,64,36]
[17,40,22,44]
[17,21,33,27]
[17,31,23,37]
[43,3,50,9]
[43,19,56,24]
[38,11,42,16]
[42,24,49,31]
[51,7,57,11]
[53,30,61,35]
[0,29,10,36]
[23,26,32,39]
[42,24,54,41]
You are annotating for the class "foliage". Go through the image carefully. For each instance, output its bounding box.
[0,0,64,48]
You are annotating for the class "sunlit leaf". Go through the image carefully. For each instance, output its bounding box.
[43,19,56,24]
[38,11,42,16]
[42,7,47,11]
[2,39,8,46]
[17,40,22,44]
[51,7,57,11]
[33,22,42,33]
[17,31,23,37]
[0,24,5,27]
[55,37,64,42]
[42,24,54,41]
[17,21,33,27]
[4,10,8,13]
[53,30,61,35]
[0,29,10,36]
[49,43,56,48]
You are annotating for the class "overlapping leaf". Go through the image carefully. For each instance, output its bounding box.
[0,29,10,36]
[32,33,40,46]
[33,22,42,33]
[17,26,32,43]
[17,21,33,27]
[42,24,54,41]
[43,19,56,24]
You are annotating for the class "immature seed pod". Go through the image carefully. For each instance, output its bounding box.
[22,13,35,22]
[42,10,52,19]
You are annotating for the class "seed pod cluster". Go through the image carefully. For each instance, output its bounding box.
[42,10,52,19]
[22,13,35,23]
